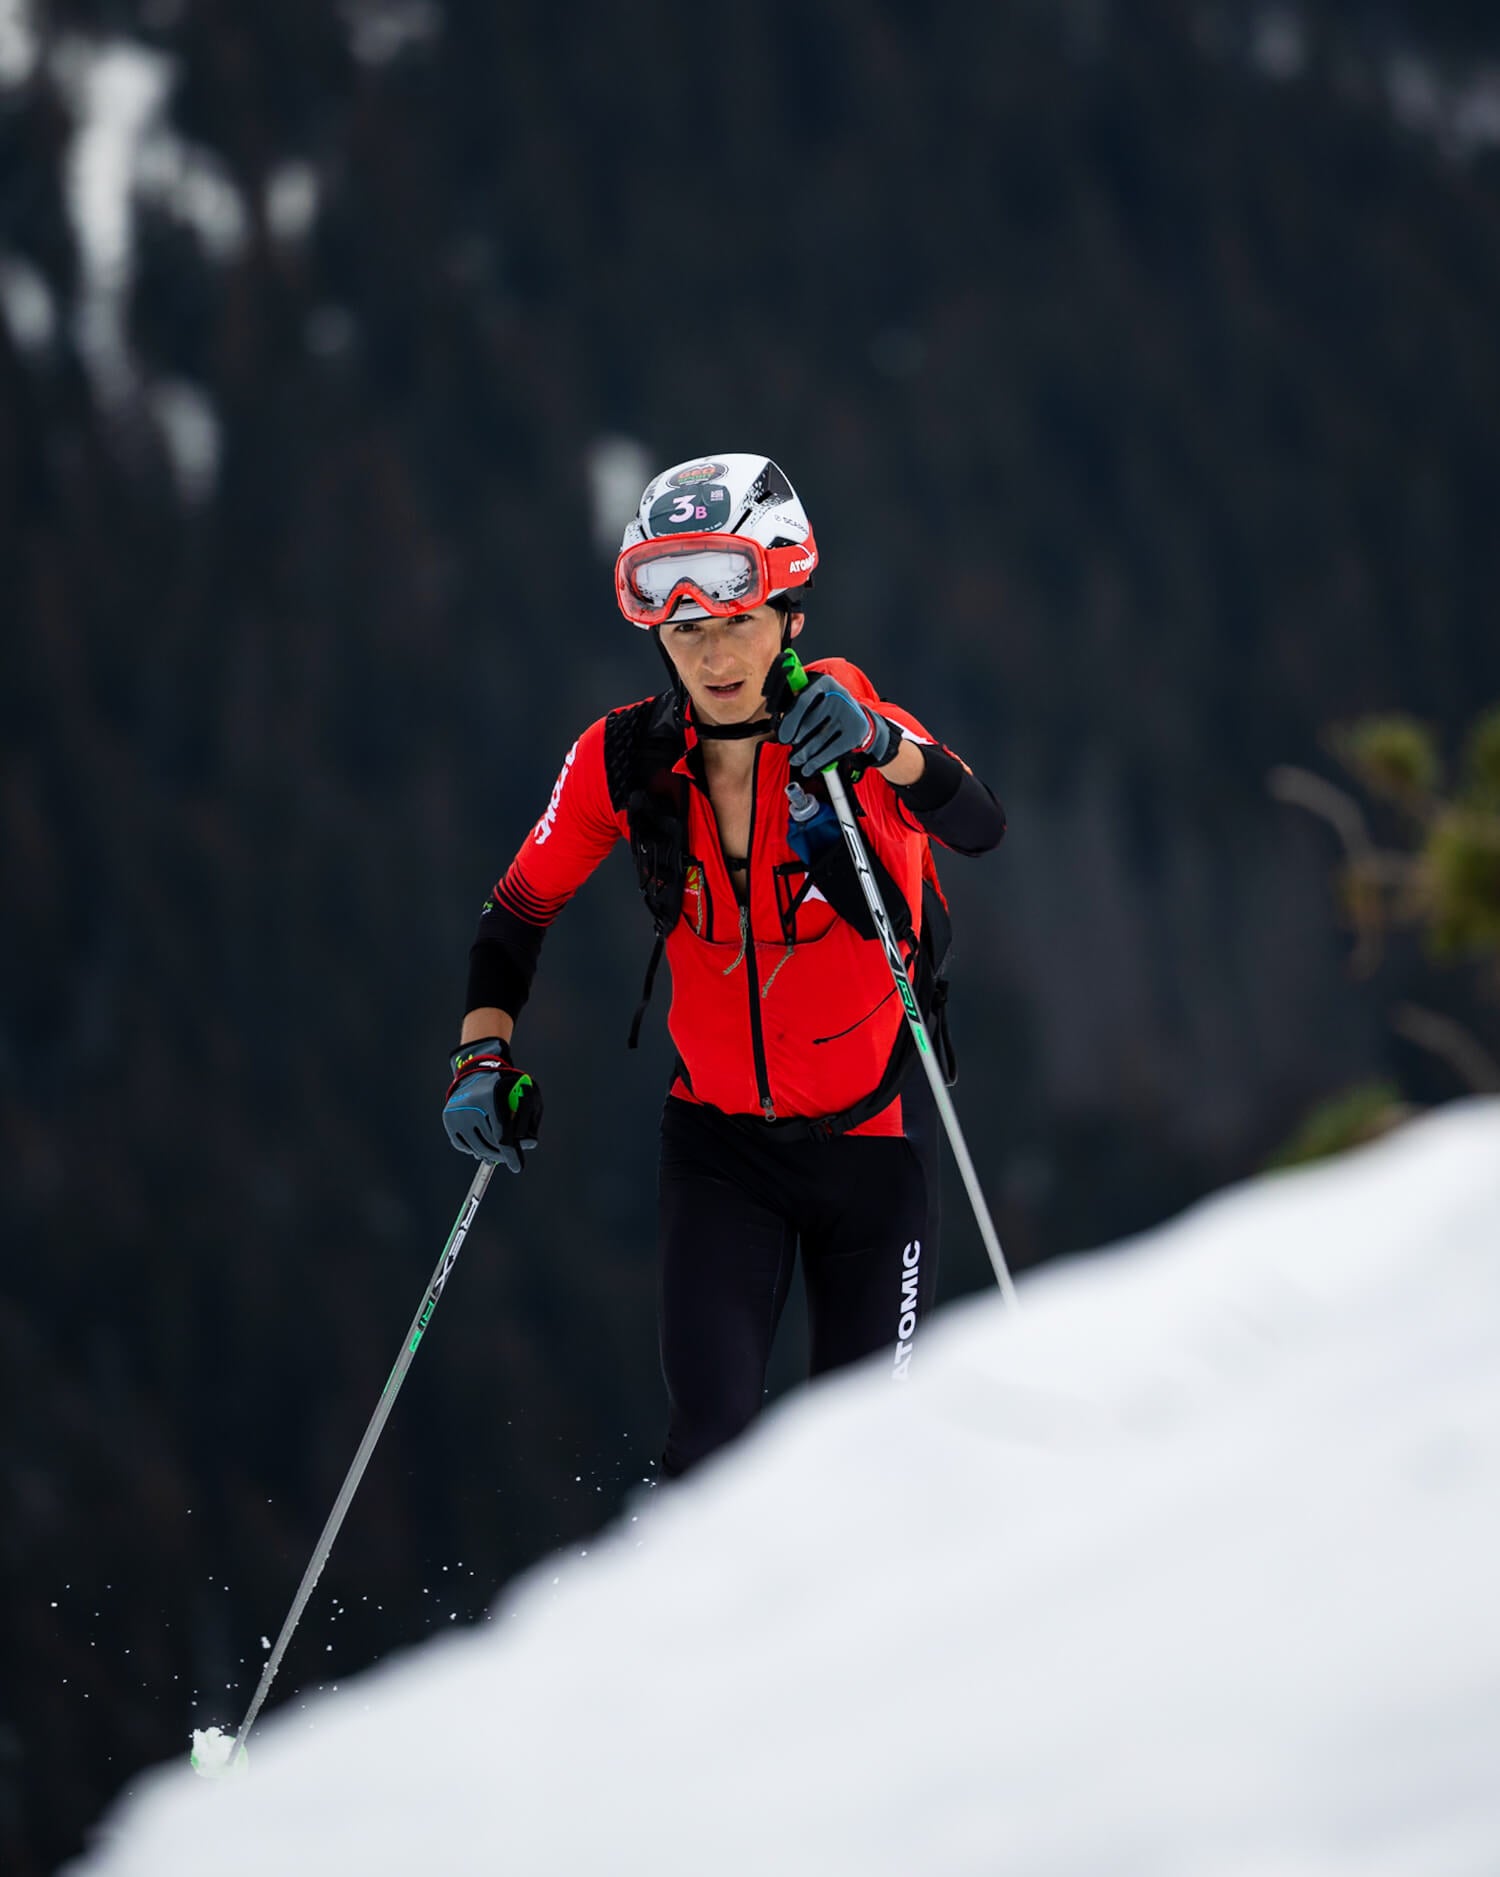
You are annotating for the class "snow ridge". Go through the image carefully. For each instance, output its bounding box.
[75,1100,1500,1877]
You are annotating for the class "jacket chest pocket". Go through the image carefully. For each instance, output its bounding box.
[772,861,841,947]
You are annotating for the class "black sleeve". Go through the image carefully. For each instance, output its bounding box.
[890,744,1007,856]
[465,898,548,1019]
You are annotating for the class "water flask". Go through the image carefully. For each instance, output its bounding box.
[786,781,841,866]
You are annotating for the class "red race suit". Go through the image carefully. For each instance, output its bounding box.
[473,659,1003,1138]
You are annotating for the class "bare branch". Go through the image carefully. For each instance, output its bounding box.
[1267,764,1377,861]
[1268,764,1387,975]
[1391,1003,1500,1095]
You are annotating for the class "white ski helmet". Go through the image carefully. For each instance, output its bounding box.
[615,453,818,627]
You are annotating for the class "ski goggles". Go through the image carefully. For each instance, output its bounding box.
[615,530,818,628]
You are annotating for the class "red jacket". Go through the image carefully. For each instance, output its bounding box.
[489,659,976,1138]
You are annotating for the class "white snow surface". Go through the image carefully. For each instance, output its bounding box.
[76,1100,1500,1876]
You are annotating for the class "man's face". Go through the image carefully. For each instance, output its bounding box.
[657,603,804,726]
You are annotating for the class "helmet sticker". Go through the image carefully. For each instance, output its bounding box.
[649,484,732,533]
[743,461,793,509]
[668,461,728,486]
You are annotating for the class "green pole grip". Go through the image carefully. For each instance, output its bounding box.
[778,648,840,774]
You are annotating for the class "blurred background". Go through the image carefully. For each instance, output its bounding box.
[4,0,1499,1867]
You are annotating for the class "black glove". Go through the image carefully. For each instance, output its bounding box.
[776,671,902,777]
[442,1037,542,1172]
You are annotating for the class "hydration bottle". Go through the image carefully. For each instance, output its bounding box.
[786,781,841,867]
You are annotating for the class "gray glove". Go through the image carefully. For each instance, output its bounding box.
[442,1038,542,1172]
[777,672,902,777]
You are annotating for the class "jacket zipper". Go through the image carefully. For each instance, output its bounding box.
[735,746,776,1120]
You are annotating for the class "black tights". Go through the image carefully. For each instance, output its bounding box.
[656,1072,940,1476]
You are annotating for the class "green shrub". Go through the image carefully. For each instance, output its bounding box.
[1335,715,1441,803]
[1425,808,1500,959]
[1268,1081,1411,1169]
[1461,705,1500,808]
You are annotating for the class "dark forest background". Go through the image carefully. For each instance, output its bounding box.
[4,0,1500,1867]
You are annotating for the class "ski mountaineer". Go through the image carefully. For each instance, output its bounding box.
[443,455,1006,1476]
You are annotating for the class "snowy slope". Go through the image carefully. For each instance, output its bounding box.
[74,1100,1500,1876]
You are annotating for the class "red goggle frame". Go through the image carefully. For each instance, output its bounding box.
[615,529,818,627]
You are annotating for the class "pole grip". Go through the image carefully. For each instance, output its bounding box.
[778,648,812,700]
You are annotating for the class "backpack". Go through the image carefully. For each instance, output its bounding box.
[602,693,957,1138]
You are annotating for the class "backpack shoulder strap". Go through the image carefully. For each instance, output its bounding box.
[605,694,690,1048]
[602,691,683,814]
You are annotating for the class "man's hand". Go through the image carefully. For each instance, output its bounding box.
[776,671,903,777]
[443,1037,542,1172]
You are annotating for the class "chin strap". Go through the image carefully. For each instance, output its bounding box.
[651,629,689,728]
[694,718,774,741]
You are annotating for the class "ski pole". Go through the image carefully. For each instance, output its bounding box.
[780,652,1018,1308]
[193,1156,498,1777]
